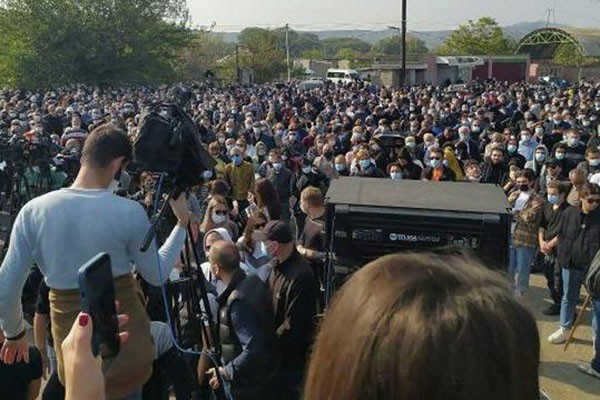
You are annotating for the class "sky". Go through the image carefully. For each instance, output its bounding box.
[188,0,600,32]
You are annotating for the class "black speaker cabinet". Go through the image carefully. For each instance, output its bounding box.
[325,177,511,272]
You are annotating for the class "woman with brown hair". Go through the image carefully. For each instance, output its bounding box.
[249,178,282,221]
[236,212,272,282]
[304,253,541,400]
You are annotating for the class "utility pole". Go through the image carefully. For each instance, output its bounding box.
[285,23,291,82]
[235,45,241,85]
[401,0,407,86]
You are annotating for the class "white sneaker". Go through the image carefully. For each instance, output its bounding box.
[548,327,571,344]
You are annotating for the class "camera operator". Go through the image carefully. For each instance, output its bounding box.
[0,124,191,399]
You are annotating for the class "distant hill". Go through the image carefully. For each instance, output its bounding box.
[215,20,565,51]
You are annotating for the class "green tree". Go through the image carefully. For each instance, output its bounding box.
[177,32,235,81]
[437,17,513,55]
[0,0,191,87]
[372,35,429,56]
[321,37,371,58]
[300,49,324,60]
[552,43,598,66]
[238,27,286,82]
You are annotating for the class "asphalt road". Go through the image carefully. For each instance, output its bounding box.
[527,273,600,399]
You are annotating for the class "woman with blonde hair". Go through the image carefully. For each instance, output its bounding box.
[198,195,238,242]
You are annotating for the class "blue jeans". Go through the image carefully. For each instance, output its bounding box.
[509,246,537,294]
[592,299,600,372]
[559,267,586,329]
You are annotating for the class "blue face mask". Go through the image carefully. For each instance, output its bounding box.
[359,159,371,169]
[232,155,242,165]
[302,166,312,174]
[430,159,441,168]
[547,194,560,205]
[507,144,517,153]
[590,159,600,167]
[273,162,283,171]
[390,172,402,180]
[335,164,345,172]
[555,152,565,160]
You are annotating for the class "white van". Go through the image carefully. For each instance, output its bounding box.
[326,69,359,84]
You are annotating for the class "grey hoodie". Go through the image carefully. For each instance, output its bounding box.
[525,144,548,176]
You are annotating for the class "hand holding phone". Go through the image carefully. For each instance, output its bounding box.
[78,253,120,359]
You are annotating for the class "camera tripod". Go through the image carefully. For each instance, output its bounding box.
[141,175,231,400]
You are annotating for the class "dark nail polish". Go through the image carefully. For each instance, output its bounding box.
[79,314,89,327]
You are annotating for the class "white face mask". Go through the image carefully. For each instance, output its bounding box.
[212,213,227,224]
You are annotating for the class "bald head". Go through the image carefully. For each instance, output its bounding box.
[208,240,240,273]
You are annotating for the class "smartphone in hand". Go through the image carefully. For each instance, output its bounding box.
[78,252,120,359]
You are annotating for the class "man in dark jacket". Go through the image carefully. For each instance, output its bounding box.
[548,183,600,344]
[263,221,319,400]
[267,153,293,222]
[480,147,506,184]
[206,241,275,399]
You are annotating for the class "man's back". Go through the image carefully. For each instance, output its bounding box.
[11,187,152,289]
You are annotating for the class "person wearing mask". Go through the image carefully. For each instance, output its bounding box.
[480,147,506,185]
[204,241,276,400]
[397,146,423,180]
[507,169,543,297]
[252,121,275,151]
[266,154,293,222]
[0,331,42,400]
[416,133,436,162]
[544,113,570,136]
[552,142,571,172]
[198,195,239,256]
[443,146,465,181]
[225,146,255,219]
[564,129,586,171]
[334,155,349,177]
[252,141,268,170]
[577,146,600,181]
[0,125,190,399]
[538,180,568,316]
[536,159,566,197]
[506,137,527,168]
[548,183,600,344]
[483,132,506,160]
[262,221,319,400]
[517,129,538,162]
[237,212,272,282]
[350,149,383,178]
[421,147,456,182]
[389,163,404,180]
[525,144,549,178]
[453,126,480,161]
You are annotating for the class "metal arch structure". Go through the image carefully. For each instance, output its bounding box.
[515,28,585,59]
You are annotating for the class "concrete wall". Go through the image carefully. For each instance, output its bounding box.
[293,59,334,78]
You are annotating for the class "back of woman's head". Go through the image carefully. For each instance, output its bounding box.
[304,253,540,400]
[255,178,282,220]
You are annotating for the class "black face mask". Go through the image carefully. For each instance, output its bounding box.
[519,184,530,192]
[324,151,334,160]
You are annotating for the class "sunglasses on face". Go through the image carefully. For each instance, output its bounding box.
[255,223,266,229]
[430,157,442,161]
[214,210,228,216]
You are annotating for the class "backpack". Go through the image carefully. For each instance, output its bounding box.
[585,249,600,299]
[133,104,215,187]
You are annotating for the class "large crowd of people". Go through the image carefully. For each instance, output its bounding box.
[0,78,599,399]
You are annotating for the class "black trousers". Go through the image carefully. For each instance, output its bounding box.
[542,252,563,305]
